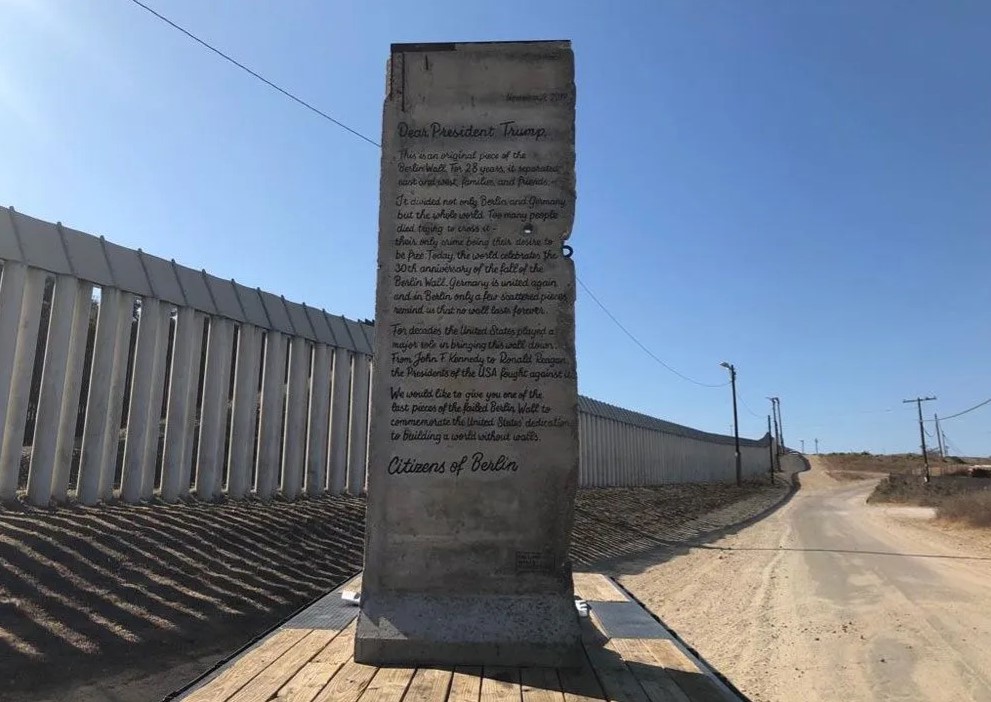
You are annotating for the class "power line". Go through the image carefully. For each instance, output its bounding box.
[576,277,729,388]
[738,396,764,419]
[942,430,963,456]
[925,396,991,422]
[125,0,381,148]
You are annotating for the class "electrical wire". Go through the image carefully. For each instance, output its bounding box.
[925,397,991,422]
[942,431,963,456]
[738,396,764,419]
[576,277,730,388]
[126,0,381,148]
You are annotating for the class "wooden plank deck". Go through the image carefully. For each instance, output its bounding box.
[172,574,741,702]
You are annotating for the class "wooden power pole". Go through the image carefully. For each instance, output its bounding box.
[934,413,945,459]
[903,396,937,482]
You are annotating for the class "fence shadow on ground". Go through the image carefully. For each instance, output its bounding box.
[0,495,365,698]
[571,478,796,575]
[0,476,797,699]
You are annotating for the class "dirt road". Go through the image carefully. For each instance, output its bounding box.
[615,457,991,702]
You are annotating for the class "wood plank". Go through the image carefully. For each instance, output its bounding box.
[357,666,416,702]
[401,667,452,702]
[228,630,338,702]
[480,667,521,702]
[309,657,378,702]
[638,640,733,702]
[583,640,651,702]
[558,654,607,702]
[446,667,482,702]
[573,573,626,602]
[182,629,310,702]
[521,667,564,702]
[636,640,701,675]
[277,621,358,702]
[609,638,689,702]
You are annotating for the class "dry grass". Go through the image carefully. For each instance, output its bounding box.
[822,453,991,530]
[820,452,973,477]
[936,491,991,527]
[868,473,991,530]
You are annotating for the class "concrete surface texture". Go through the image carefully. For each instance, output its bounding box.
[358,40,582,665]
[614,456,991,702]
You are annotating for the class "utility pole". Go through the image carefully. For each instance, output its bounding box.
[767,415,775,485]
[721,362,742,486]
[815,438,819,454]
[934,414,945,459]
[903,396,937,482]
[800,439,805,454]
[768,397,781,455]
[775,397,786,453]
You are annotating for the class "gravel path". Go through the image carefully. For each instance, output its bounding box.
[613,456,991,702]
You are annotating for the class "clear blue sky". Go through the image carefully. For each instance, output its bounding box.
[1,0,989,455]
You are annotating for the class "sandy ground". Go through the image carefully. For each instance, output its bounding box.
[0,479,788,702]
[615,456,991,702]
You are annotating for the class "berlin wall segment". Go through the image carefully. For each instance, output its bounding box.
[356,40,582,667]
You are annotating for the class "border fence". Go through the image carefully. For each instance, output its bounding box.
[0,207,773,507]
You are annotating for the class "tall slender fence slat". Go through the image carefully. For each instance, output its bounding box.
[159,307,201,502]
[346,354,371,495]
[1,208,778,506]
[0,267,46,499]
[226,323,263,499]
[100,294,137,500]
[281,338,310,500]
[195,317,235,500]
[255,331,288,498]
[27,275,83,505]
[51,279,93,501]
[327,348,352,494]
[78,290,134,505]
[120,298,167,503]
[0,263,28,450]
[139,303,171,500]
[305,344,333,495]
